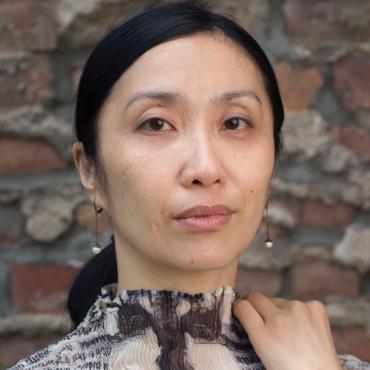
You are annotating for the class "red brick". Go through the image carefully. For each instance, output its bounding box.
[0,204,24,246]
[235,266,283,298]
[11,262,79,313]
[332,326,370,363]
[283,0,370,55]
[274,62,323,110]
[24,64,54,105]
[0,0,57,52]
[330,125,370,164]
[59,3,139,49]
[0,333,61,369]
[291,259,360,298]
[334,54,370,110]
[0,55,54,109]
[0,138,66,176]
[299,199,356,228]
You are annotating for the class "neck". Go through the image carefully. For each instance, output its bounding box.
[114,234,239,295]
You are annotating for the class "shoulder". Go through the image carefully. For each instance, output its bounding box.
[338,353,370,370]
[7,309,109,369]
[8,330,83,369]
[7,325,103,370]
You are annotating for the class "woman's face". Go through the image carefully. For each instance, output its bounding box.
[93,32,275,272]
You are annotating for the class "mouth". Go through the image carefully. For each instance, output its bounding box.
[174,213,233,230]
[174,204,235,230]
[175,204,234,219]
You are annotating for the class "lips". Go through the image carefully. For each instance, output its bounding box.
[175,204,234,219]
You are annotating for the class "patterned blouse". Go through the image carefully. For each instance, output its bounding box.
[9,283,370,370]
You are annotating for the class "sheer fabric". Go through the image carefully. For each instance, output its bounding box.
[9,283,370,370]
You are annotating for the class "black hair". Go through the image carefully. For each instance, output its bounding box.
[68,235,116,327]
[68,0,285,329]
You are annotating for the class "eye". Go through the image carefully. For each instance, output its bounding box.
[222,117,253,130]
[137,117,172,132]
[137,116,253,133]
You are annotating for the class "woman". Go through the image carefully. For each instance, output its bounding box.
[9,1,370,369]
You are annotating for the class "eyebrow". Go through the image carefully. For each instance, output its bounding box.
[123,89,262,112]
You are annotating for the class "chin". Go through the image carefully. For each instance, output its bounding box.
[172,251,237,272]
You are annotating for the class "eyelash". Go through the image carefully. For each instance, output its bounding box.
[137,116,253,133]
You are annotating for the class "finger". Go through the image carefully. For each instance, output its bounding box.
[243,292,281,321]
[306,300,333,338]
[232,298,264,336]
[269,296,290,309]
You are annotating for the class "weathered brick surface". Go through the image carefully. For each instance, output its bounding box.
[0,138,66,176]
[235,266,283,297]
[0,54,54,109]
[0,204,24,246]
[333,54,370,110]
[269,197,357,230]
[283,0,370,60]
[330,125,370,164]
[299,199,356,229]
[56,0,134,48]
[274,62,323,110]
[334,224,370,274]
[0,0,57,51]
[291,259,360,298]
[0,106,73,162]
[11,262,79,313]
[0,312,72,335]
[332,326,370,362]
[21,185,84,242]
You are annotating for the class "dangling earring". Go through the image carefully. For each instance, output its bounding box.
[264,198,273,249]
[92,197,104,254]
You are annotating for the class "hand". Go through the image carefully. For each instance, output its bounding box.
[232,292,343,370]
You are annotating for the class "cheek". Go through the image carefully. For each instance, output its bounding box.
[237,141,274,189]
[102,144,166,216]
[235,144,274,226]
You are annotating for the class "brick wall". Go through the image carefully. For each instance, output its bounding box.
[0,0,369,368]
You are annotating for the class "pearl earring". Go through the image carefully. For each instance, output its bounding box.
[92,197,104,254]
[264,200,273,249]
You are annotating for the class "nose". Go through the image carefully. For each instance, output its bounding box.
[179,130,225,188]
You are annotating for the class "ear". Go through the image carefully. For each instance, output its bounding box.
[72,141,100,201]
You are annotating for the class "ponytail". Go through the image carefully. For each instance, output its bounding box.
[67,235,117,329]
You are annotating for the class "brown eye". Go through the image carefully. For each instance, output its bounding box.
[223,117,252,130]
[138,117,172,132]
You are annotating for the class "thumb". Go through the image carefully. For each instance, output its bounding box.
[232,298,264,338]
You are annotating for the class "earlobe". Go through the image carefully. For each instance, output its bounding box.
[72,141,97,193]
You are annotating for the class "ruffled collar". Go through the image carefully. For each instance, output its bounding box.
[87,283,241,337]
[82,283,265,369]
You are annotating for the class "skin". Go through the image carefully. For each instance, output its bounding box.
[73,32,342,370]
[233,294,342,370]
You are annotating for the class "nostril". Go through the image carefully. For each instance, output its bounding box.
[192,179,201,185]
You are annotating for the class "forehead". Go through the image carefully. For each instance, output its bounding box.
[111,32,266,102]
